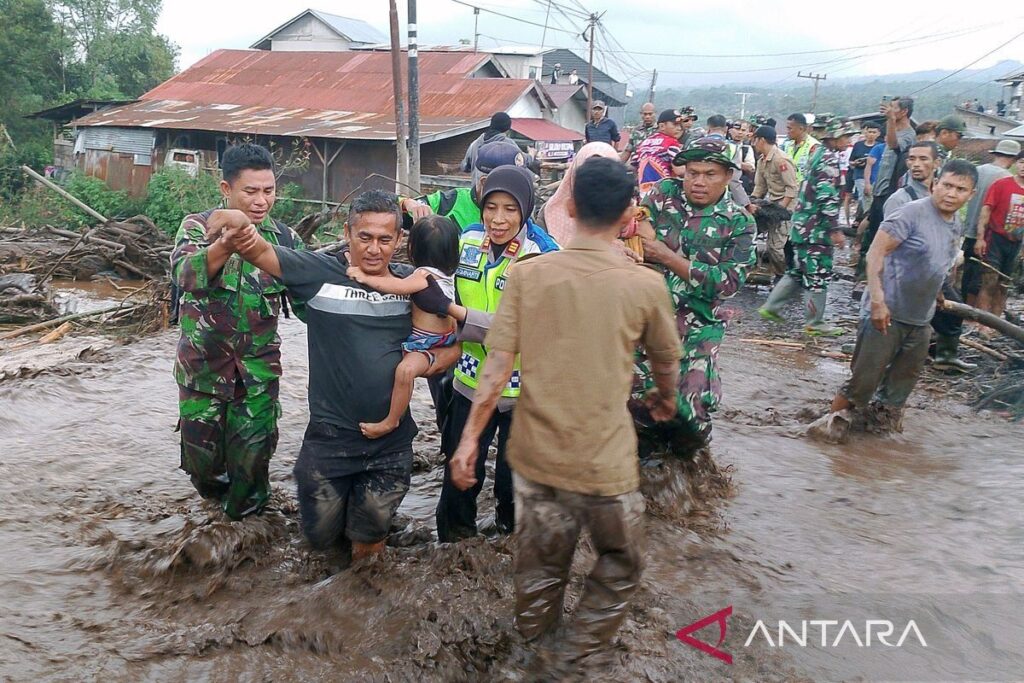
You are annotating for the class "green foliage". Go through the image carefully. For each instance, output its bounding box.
[0,171,137,229]
[143,168,221,235]
[0,140,53,202]
[271,183,309,228]
[0,0,62,146]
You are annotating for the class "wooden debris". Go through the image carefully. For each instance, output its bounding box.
[0,304,138,341]
[961,337,1009,361]
[38,321,73,344]
[739,337,805,348]
[942,300,1024,345]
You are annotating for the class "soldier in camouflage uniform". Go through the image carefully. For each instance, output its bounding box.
[623,102,657,163]
[678,106,703,149]
[171,143,305,520]
[758,119,858,336]
[632,137,757,452]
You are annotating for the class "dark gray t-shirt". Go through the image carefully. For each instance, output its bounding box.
[276,246,415,458]
[874,126,916,197]
[862,198,962,326]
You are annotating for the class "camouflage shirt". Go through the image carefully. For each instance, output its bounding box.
[789,145,842,247]
[642,179,757,330]
[171,211,305,398]
[627,122,657,156]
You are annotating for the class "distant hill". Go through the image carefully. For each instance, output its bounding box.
[627,60,1022,125]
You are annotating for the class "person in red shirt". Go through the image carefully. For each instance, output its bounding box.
[631,109,683,195]
[974,155,1024,324]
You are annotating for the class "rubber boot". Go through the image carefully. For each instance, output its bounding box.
[758,274,801,322]
[804,289,843,337]
[932,334,977,373]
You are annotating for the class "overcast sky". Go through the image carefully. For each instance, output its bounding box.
[157,0,1024,89]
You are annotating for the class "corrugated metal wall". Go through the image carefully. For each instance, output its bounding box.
[78,127,157,197]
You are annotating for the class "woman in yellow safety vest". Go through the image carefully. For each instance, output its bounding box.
[434,166,559,542]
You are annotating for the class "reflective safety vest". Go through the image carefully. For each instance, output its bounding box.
[785,136,820,183]
[453,221,559,398]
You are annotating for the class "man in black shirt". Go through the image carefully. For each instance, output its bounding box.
[585,100,620,145]
[226,190,458,562]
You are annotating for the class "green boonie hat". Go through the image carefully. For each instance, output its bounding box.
[821,119,858,140]
[937,115,967,135]
[674,135,739,169]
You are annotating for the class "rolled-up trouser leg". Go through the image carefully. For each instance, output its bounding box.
[876,323,931,408]
[565,487,645,658]
[222,380,280,520]
[765,220,789,276]
[513,474,581,641]
[178,384,229,501]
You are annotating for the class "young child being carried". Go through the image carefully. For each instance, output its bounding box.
[347,215,459,439]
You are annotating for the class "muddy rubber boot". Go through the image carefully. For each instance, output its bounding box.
[758,274,800,322]
[932,334,977,373]
[804,290,843,337]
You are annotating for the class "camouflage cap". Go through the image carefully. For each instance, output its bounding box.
[821,119,859,140]
[674,135,740,169]
[678,105,698,121]
[936,115,967,135]
[810,113,835,129]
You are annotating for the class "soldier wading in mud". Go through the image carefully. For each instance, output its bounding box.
[632,136,757,454]
[171,143,305,520]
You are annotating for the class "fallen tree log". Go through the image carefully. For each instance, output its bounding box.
[0,304,138,341]
[941,300,1024,345]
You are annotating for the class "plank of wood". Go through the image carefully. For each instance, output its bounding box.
[738,337,805,348]
[960,337,1009,361]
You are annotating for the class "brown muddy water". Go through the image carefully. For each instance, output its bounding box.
[1,286,1023,681]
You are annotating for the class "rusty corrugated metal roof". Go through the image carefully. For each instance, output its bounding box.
[74,49,548,142]
[511,118,582,142]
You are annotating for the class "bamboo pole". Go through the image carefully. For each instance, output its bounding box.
[21,165,108,224]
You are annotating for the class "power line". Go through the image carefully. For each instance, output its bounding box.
[910,28,1024,95]
[655,23,1004,75]
[449,0,577,34]
[569,17,1019,59]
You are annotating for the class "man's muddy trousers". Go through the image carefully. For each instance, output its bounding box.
[177,379,280,520]
[512,473,645,658]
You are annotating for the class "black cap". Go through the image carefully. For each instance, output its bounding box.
[490,112,512,132]
[658,109,681,124]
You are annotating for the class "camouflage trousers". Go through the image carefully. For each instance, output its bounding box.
[177,380,280,520]
[788,243,834,291]
[512,473,645,658]
[632,322,723,453]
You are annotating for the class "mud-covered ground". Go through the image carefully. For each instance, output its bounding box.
[1,270,1023,682]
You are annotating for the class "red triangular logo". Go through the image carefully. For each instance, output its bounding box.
[676,605,733,664]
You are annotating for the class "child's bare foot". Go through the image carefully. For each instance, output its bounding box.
[360,420,398,439]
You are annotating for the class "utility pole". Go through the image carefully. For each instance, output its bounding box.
[473,6,480,52]
[797,71,827,114]
[407,0,420,192]
[585,13,599,114]
[647,69,658,105]
[735,92,752,120]
[388,0,409,188]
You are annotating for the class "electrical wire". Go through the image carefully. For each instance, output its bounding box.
[909,28,1024,95]
[449,0,577,34]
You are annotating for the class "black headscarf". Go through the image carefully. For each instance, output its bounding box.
[481,165,535,229]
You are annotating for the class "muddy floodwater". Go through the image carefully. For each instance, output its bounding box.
[2,288,1023,681]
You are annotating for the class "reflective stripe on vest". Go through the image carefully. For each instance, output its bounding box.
[454,234,522,397]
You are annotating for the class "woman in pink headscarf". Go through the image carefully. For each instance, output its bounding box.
[540,142,622,245]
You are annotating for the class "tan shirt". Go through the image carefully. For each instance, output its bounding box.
[753,145,799,203]
[485,236,681,496]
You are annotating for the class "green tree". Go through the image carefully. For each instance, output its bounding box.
[0,0,61,142]
[50,0,178,99]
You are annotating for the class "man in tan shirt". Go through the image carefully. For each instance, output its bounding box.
[449,157,681,666]
[751,125,800,276]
